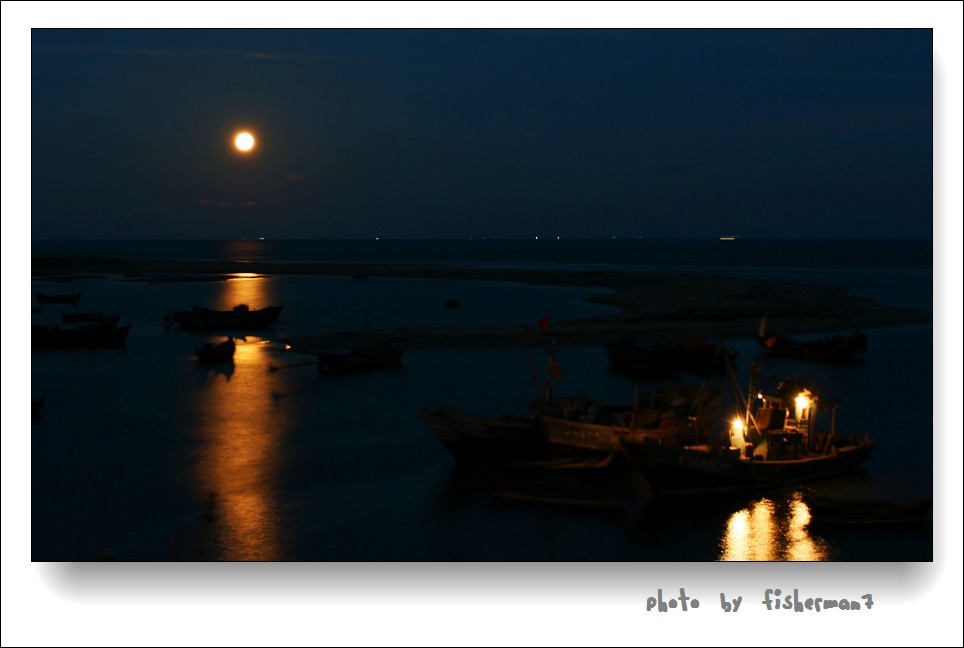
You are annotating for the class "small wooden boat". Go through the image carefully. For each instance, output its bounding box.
[754,331,868,362]
[754,316,867,362]
[164,304,284,332]
[195,337,236,363]
[35,291,81,304]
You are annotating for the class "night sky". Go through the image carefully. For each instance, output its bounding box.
[25,25,935,240]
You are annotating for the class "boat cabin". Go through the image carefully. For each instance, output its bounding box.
[729,388,817,461]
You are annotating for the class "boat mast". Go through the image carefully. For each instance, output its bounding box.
[544,339,558,403]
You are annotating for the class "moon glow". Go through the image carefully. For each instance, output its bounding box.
[234,131,256,152]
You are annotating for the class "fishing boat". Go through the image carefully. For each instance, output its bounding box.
[620,368,875,493]
[32,321,131,349]
[195,337,236,363]
[35,291,81,304]
[538,384,724,453]
[754,316,867,362]
[419,408,550,466]
[754,331,868,362]
[164,304,284,332]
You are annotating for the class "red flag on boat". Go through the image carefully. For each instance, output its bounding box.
[538,316,550,331]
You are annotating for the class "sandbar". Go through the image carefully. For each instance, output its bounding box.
[32,256,931,351]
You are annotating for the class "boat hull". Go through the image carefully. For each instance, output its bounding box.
[420,408,551,466]
[539,413,683,452]
[195,340,236,363]
[166,305,284,331]
[621,435,875,493]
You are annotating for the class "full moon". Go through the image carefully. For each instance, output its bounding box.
[234,131,255,152]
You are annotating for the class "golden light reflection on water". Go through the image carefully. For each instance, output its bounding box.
[195,275,286,560]
[719,493,828,561]
[216,272,269,311]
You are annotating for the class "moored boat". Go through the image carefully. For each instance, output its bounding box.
[164,304,284,332]
[754,316,868,362]
[419,407,550,466]
[620,374,875,493]
[754,331,868,362]
[538,384,723,453]
[195,337,237,363]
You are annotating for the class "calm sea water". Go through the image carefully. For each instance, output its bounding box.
[29,239,934,561]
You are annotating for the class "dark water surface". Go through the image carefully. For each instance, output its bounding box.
[29,239,935,561]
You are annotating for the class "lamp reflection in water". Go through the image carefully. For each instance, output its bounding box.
[195,272,285,560]
[719,493,828,561]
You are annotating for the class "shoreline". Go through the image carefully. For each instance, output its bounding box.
[32,256,932,350]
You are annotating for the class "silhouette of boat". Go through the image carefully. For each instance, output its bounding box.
[754,331,868,362]
[35,291,81,304]
[444,299,460,309]
[421,341,721,466]
[164,304,284,332]
[195,337,236,363]
[754,316,867,362]
[420,408,550,466]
